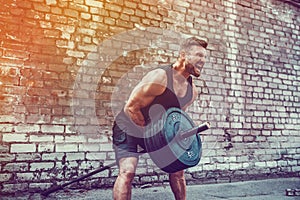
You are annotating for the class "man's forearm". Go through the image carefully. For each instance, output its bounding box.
[124,106,145,127]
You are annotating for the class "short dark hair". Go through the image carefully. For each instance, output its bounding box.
[180,37,208,51]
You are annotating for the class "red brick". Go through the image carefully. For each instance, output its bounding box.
[51,7,62,14]
[104,17,116,25]
[30,53,63,64]
[10,8,24,16]
[0,76,19,85]
[43,29,61,38]
[116,19,133,28]
[141,0,157,6]
[64,9,79,18]
[105,4,122,12]
[69,2,89,12]
[32,37,56,46]
[16,1,32,9]
[125,1,137,8]
[45,14,68,23]
[24,9,45,20]
[4,50,29,60]
[33,3,51,12]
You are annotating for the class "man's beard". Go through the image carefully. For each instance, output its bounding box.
[187,63,201,77]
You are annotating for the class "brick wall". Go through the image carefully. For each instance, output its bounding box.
[0,0,299,195]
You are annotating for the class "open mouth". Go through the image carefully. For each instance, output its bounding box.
[195,64,203,71]
[195,61,204,68]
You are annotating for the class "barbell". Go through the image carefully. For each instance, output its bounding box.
[42,107,210,196]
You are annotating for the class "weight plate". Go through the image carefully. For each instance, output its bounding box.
[144,107,202,173]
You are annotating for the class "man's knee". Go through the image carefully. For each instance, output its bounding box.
[117,157,138,183]
[169,170,185,180]
[118,170,135,183]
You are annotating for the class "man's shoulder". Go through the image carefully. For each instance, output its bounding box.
[145,67,167,81]
[139,66,169,87]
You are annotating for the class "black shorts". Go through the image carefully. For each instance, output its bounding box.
[112,111,146,164]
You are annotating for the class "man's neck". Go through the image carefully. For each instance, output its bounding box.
[172,62,190,79]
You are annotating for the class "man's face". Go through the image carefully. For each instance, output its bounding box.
[185,45,207,77]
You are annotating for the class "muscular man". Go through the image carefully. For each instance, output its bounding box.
[112,37,208,200]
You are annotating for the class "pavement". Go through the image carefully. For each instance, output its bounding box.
[1,177,299,200]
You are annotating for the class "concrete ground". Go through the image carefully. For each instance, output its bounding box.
[2,177,299,200]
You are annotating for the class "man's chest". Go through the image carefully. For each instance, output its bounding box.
[173,79,189,98]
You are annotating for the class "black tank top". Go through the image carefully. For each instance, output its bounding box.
[141,65,193,124]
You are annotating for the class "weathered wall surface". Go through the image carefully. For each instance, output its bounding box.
[0,0,299,194]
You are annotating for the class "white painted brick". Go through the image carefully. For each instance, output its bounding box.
[79,143,100,151]
[266,161,277,168]
[291,165,300,172]
[0,115,16,123]
[87,136,109,143]
[42,153,64,161]
[229,163,242,170]
[65,125,77,134]
[203,164,217,170]
[65,161,78,168]
[0,173,12,182]
[100,143,113,152]
[15,124,40,133]
[11,144,36,153]
[2,183,28,193]
[287,160,298,166]
[16,153,41,161]
[224,156,237,162]
[30,162,54,171]
[79,161,101,170]
[29,182,52,191]
[55,143,78,152]
[66,50,85,58]
[55,135,65,143]
[0,124,14,132]
[255,161,266,168]
[3,163,28,172]
[200,157,210,164]
[86,152,107,160]
[16,172,35,181]
[41,125,64,133]
[242,162,250,168]
[38,143,54,152]
[216,163,229,170]
[66,153,85,161]
[3,134,28,142]
[0,154,15,162]
[86,0,104,8]
[64,135,87,143]
[30,135,53,142]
